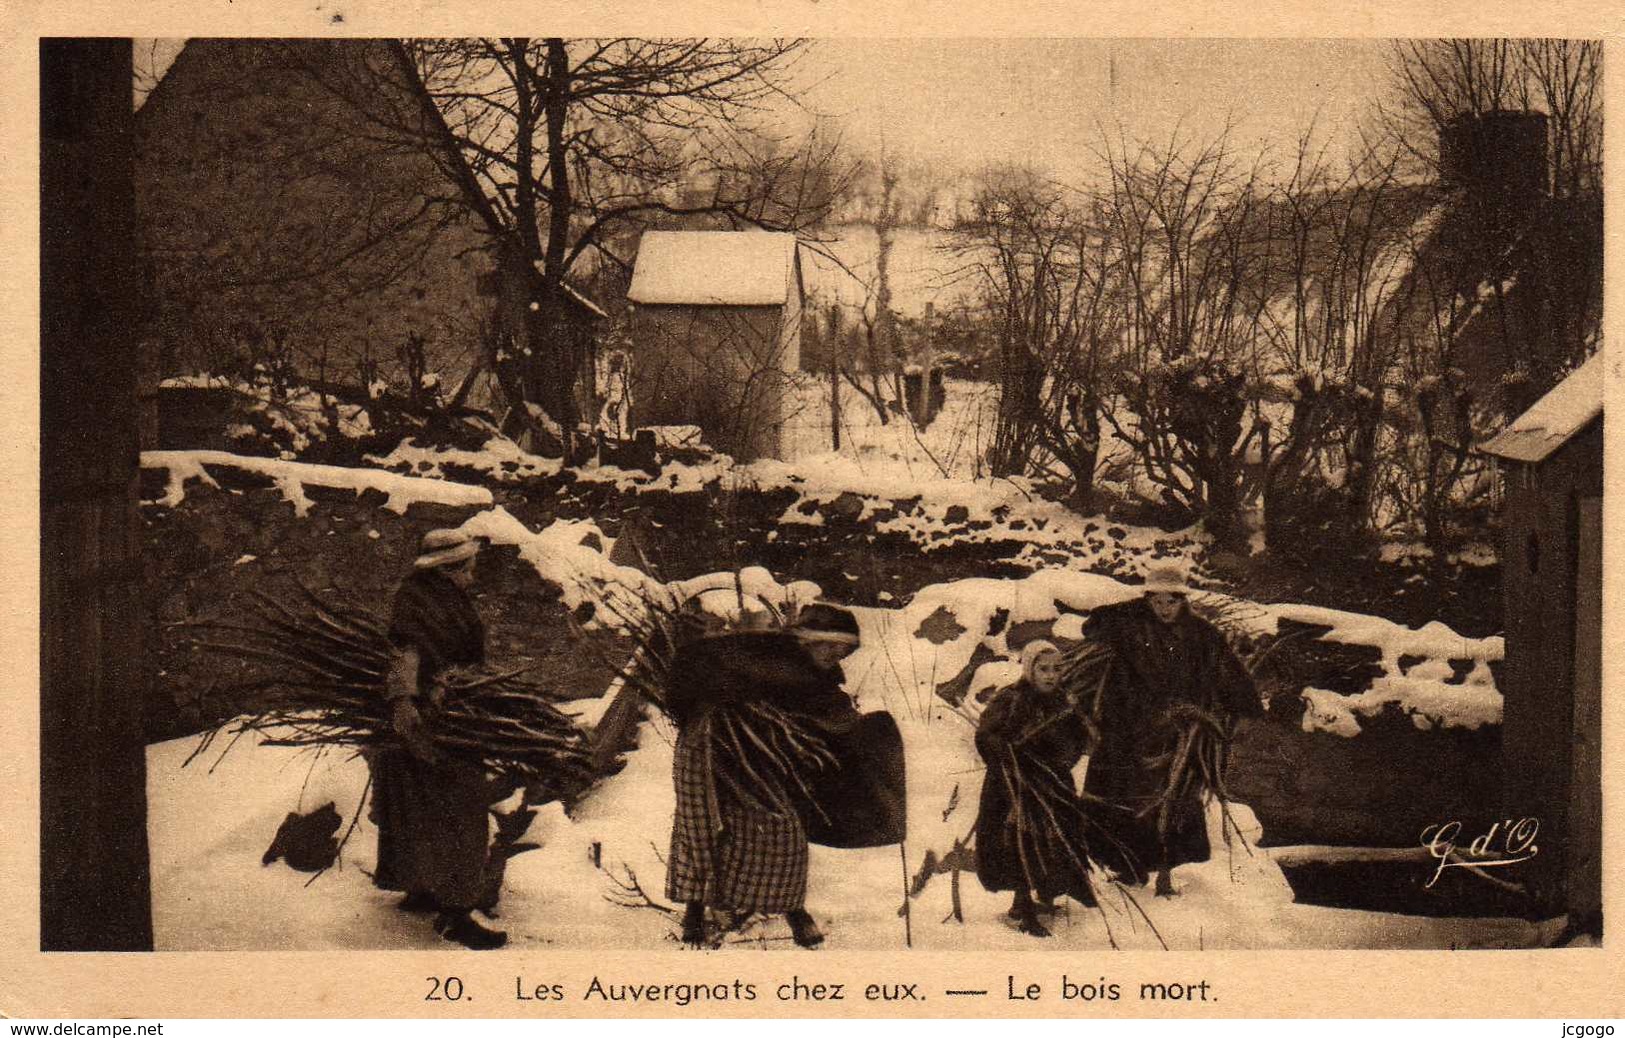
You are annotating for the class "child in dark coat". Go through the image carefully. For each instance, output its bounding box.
[974,640,1096,937]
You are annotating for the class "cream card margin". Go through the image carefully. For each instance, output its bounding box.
[0,0,1622,1020]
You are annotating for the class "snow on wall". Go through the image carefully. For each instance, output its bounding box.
[476,507,1501,740]
[1301,659,1502,738]
[145,441,1501,739]
[140,450,493,516]
[1264,602,1502,665]
[367,436,563,482]
[456,507,823,633]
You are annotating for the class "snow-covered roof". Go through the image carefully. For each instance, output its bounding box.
[627,231,800,307]
[1479,351,1604,463]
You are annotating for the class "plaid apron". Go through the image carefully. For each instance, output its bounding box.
[665,713,809,913]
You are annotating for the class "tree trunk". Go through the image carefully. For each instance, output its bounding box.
[1198,396,1249,554]
[829,347,841,451]
[1062,392,1101,511]
[1343,392,1383,534]
[40,38,154,951]
[535,38,586,458]
[1204,456,1245,553]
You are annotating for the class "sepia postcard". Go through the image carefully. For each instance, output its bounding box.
[2,0,1622,1021]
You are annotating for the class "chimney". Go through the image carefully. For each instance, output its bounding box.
[1438,109,1550,205]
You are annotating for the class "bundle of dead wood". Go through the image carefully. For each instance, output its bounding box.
[1139,699,1250,852]
[1059,615,1255,854]
[188,586,593,787]
[576,579,843,820]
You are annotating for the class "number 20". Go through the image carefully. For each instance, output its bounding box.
[427,976,465,1001]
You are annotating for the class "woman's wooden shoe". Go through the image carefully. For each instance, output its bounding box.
[436,910,508,950]
[786,909,825,948]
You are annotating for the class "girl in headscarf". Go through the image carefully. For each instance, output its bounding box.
[973,640,1097,937]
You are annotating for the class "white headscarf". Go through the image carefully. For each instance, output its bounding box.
[1019,639,1060,683]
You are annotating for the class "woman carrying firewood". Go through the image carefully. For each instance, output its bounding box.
[973,640,1098,937]
[1079,564,1263,896]
[664,603,864,950]
[370,528,510,950]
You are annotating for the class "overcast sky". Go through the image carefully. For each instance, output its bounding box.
[796,38,1396,182]
[137,37,1401,183]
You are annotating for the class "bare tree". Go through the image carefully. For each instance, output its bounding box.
[1377,220,1500,573]
[949,166,1119,501]
[813,150,953,428]
[289,38,845,455]
[1381,37,1602,419]
[1245,127,1417,555]
[409,39,848,454]
[1514,39,1603,200]
[1093,126,1270,550]
[1389,39,1521,133]
[1384,38,1602,199]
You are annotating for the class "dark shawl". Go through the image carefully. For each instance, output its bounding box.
[1079,598,1262,882]
[664,630,903,843]
[664,630,858,730]
[387,567,485,689]
[369,567,495,910]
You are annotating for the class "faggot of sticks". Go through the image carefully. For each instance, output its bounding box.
[187,584,594,787]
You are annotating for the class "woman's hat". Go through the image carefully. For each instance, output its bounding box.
[791,603,861,646]
[1141,563,1190,595]
[414,528,479,570]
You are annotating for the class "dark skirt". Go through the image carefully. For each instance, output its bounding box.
[974,746,1098,905]
[665,716,809,913]
[368,748,500,910]
[1081,745,1209,885]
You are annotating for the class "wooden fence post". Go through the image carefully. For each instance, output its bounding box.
[40,38,154,951]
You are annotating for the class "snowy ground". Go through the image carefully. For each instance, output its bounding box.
[148,702,1554,953]
[143,443,1537,951]
[147,526,1538,953]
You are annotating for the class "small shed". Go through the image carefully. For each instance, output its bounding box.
[1480,351,1603,933]
[626,231,805,461]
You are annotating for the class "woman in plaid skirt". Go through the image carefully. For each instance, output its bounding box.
[664,604,863,948]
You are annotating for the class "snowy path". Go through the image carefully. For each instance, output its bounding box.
[148,715,1552,952]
